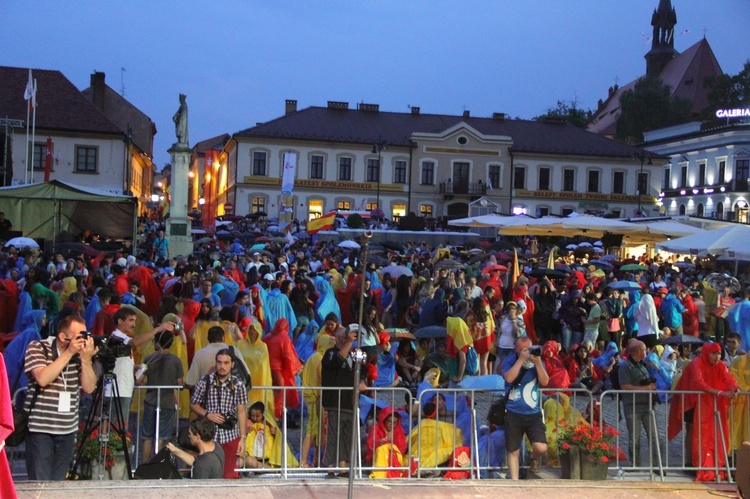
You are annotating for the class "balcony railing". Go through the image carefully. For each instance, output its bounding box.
[439,180,487,196]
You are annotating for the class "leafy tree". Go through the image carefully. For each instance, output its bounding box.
[615,76,692,143]
[701,60,750,125]
[346,213,363,229]
[534,100,593,129]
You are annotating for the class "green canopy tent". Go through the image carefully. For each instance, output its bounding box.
[0,180,137,252]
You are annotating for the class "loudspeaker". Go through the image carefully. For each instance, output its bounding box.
[738,441,750,498]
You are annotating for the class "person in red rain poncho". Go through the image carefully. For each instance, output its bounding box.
[365,406,408,478]
[127,265,162,318]
[512,276,537,344]
[678,287,700,337]
[263,318,303,420]
[542,340,571,393]
[180,298,201,363]
[668,342,739,482]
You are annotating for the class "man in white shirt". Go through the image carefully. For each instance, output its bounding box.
[185,325,249,387]
[108,308,175,429]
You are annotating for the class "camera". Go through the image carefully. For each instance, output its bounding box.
[529,346,543,357]
[80,331,131,374]
[173,322,184,334]
[218,413,237,430]
[352,349,367,364]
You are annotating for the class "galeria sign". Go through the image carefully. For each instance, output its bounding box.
[716,108,750,118]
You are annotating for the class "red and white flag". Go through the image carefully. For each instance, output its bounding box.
[23,69,36,110]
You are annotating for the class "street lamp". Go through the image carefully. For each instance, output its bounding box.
[633,151,653,216]
[372,140,387,210]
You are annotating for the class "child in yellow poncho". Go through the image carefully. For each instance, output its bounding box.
[244,401,299,469]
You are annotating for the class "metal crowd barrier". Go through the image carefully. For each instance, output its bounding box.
[132,384,185,470]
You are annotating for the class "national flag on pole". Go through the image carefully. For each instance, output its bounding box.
[24,69,36,110]
[307,212,336,235]
[486,177,493,190]
[44,137,53,182]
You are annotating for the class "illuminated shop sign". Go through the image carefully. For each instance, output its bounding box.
[716,108,750,118]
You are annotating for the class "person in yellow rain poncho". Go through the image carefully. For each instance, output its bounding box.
[446,316,477,382]
[235,319,274,412]
[192,314,234,352]
[730,352,750,451]
[409,395,464,472]
[299,333,335,467]
[244,401,299,469]
[543,393,588,466]
[328,268,346,293]
[160,313,190,419]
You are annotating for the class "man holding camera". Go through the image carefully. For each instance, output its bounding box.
[619,340,661,470]
[24,315,98,480]
[190,348,248,479]
[500,336,549,480]
[109,308,175,429]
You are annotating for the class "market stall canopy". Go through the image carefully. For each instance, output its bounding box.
[632,219,707,238]
[656,224,750,259]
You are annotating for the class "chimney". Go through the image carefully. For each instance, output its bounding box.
[285,99,297,115]
[463,110,470,118]
[358,103,379,112]
[411,106,420,116]
[492,112,505,121]
[91,71,106,110]
[327,101,349,110]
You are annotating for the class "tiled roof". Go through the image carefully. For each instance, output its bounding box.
[0,66,122,135]
[193,133,230,154]
[236,107,647,159]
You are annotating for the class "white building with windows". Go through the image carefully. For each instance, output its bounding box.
[218,100,659,224]
[644,121,750,222]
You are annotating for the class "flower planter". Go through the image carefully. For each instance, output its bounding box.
[580,455,610,481]
[560,445,610,480]
[560,445,580,480]
[89,453,129,480]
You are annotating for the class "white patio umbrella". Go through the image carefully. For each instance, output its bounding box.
[4,237,39,249]
[635,219,707,238]
[657,224,750,259]
[338,240,361,249]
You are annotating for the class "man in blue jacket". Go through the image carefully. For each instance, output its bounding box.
[659,288,685,336]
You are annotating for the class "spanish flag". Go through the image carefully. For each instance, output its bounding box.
[307,212,336,235]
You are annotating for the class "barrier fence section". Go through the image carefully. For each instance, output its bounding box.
[132,384,185,469]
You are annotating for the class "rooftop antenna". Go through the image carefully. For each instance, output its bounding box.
[120,67,126,97]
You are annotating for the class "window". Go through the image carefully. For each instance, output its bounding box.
[392,204,406,222]
[252,152,266,176]
[75,146,97,173]
[736,159,750,189]
[366,159,380,183]
[613,171,625,194]
[679,204,686,215]
[587,170,599,193]
[610,209,621,218]
[696,203,704,217]
[637,172,648,196]
[513,166,525,189]
[421,161,435,185]
[563,169,575,192]
[538,167,551,191]
[308,199,323,221]
[698,162,706,186]
[310,155,324,179]
[32,143,47,170]
[366,202,378,210]
[488,164,500,189]
[716,202,724,220]
[680,165,688,187]
[718,160,726,184]
[394,160,407,184]
[337,201,351,210]
[251,196,266,213]
[537,207,550,217]
[664,167,671,189]
[420,204,433,217]
[338,157,352,181]
[561,208,574,217]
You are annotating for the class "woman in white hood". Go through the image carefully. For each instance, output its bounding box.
[660,344,678,380]
[635,293,660,348]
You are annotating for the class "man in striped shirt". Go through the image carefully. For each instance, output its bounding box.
[24,315,98,480]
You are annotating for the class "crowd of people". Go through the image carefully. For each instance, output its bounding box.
[1,216,749,484]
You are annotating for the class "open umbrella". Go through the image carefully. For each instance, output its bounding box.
[380,265,414,278]
[414,325,447,339]
[215,230,233,239]
[704,273,741,293]
[608,280,643,290]
[566,244,578,250]
[482,264,508,273]
[435,259,465,270]
[489,240,516,252]
[385,328,416,341]
[588,259,614,270]
[4,237,39,249]
[620,263,647,272]
[338,240,361,249]
[601,254,619,261]
[528,268,568,279]
[664,334,704,346]
[194,237,213,245]
[577,241,593,247]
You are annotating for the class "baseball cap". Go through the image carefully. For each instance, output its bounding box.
[263,273,275,281]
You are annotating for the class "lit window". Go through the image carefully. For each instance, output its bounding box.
[308,199,323,221]
[392,204,406,222]
[420,204,433,217]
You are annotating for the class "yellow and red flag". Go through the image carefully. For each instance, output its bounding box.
[307,212,336,235]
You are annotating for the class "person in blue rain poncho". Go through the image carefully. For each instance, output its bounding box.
[313,275,340,326]
[4,310,46,392]
[263,284,297,335]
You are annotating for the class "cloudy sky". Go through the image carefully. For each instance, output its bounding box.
[3,0,749,168]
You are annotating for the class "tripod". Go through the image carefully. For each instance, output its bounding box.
[69,372,133,480]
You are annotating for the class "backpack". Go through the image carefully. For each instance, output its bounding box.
[229,348,252,389]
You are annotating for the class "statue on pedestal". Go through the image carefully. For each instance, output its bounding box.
[172,94,189,146]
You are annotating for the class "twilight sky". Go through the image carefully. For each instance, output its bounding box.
[3,0,749,169]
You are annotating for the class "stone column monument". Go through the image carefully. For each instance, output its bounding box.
[166,94,193,259]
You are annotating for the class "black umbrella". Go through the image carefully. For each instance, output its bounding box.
[414,326,447,339]
[489,240,516,252]
[245,212,268,219]
[664,334,704,346]
[528,268,568,279]
[381,241,403,252]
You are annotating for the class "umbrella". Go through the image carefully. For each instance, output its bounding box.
[593,241,603,247]
[385,328,416,341]
[528,268,568,279]
[704,273,741,293]
[478,241,491,249]
[577,242,593,247]
[380,265,413,278]
[194,237,213,245]
[338,240,361,249]
[601,254,619,261]
[566,244,578,250]
[674,262,696,271]
[191,228,207,235]
[468,252,489,264]
[608,280,643,290]
[414,325,447,339]
[620,263,647,271]
[245,211,268,219]
[254,236,270,243]
[588,259,614,270]
[368,254,390,267]
[215,230,233,239]
[593,247,604,253]
[4,237,39,249]
[435,259,465,270]
[664,334,704,346]
[482,264,508,273]
[380,241,403,252]
[293,231,309,239]
[489,240,516,252]
[57,242,101,257]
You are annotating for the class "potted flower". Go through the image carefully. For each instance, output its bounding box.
[557,421,620,480]
[75,426,131,480]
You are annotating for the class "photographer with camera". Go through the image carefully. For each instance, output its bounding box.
[500,336,549,480]
[108,308,176,430]
[189,348,248,479]
[24,315,98,480]
[618,340,661,470]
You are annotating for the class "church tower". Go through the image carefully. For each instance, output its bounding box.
[645,0,679,77]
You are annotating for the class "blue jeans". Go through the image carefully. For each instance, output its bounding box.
[27,431,77,480]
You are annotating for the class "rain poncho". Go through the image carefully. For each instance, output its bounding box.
[635,293,659,337]
[4,310,45,391]
[263,289,297,336]
[365,406,407,478]
[624,290,640,336]
[542,340,571,392]
[236,321,274,410]
[313,275,340,326]
[127,265,162,318]
[644,351,672,403]
[293,320,319,363]
[730,353,750,452]
[727,299,750,352]
[262,318,302,419]
[13,290,32,333]
[31,283,60,322]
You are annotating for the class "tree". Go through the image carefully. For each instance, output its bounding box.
[615,76,693,143]
[701,60,750,126]
[534,100,593,129]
